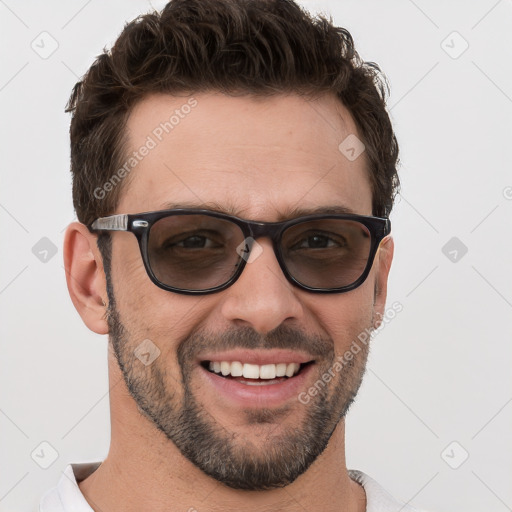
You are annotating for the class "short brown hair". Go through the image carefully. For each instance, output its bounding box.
[66,0,399,227]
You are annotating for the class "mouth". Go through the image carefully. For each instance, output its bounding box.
[195,348,319,407]
[200,360,315,385]
[196,351,317,408]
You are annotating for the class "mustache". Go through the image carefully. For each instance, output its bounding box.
[178,324,335,366]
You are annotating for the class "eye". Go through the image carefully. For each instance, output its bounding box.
[296,234,338,249]
[173,235,215,249]
[291,232,346,250]
[159,230,225,251]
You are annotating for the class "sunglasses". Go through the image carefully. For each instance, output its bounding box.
[90,209,391,295]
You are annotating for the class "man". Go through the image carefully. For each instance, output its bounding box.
[40,0,425,510]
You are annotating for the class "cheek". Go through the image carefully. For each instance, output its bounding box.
[308,284,375,355]
[109,240,181,356]
[111,252,213,365]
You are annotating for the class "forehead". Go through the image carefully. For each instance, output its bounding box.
[117,92,372,219]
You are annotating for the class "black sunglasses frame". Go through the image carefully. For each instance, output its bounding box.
[90,208,391,295]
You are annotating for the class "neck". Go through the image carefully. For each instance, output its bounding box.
[79,350,366,512]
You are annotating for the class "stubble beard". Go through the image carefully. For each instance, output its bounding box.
[105,281,371,490]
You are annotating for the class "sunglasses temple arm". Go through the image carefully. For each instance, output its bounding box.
[91,214,129,231]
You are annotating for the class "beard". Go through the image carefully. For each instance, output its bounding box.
[105,282,371,490]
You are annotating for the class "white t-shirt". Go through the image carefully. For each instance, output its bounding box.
[39,463,428,512]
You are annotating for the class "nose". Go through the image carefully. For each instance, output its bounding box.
[220,238,304,334]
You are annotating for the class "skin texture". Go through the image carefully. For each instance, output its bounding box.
[64,92,394,512]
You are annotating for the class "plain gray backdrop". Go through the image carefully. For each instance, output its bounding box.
[1,1,511,511]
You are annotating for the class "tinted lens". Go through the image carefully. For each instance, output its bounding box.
[281,219,372,289]
[148,215,245,290]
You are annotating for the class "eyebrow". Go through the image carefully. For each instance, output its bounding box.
[158,201,359,220]
[279,204,358,219]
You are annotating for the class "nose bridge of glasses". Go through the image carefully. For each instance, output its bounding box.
[241,220,288,266]
[235,221,291,292]
[245,220,283,244]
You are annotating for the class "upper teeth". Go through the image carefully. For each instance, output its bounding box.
[208,361,301,379]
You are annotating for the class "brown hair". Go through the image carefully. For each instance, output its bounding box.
[66,0,399,228]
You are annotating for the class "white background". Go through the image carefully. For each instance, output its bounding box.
[1,1,511,511]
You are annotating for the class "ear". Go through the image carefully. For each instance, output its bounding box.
[372,235,394,329]
[63,222,109,335]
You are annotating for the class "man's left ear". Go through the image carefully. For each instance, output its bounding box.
[373,235,394,328]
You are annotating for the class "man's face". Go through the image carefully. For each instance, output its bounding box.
[105,93,390,489]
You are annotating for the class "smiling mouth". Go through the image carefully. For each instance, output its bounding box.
[201,360,314,385]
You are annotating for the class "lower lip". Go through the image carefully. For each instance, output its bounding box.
[198,363,315,408]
